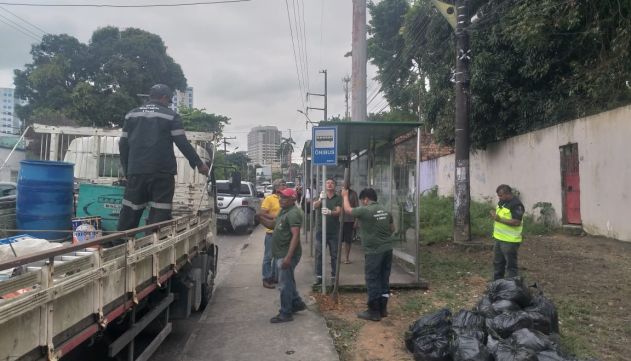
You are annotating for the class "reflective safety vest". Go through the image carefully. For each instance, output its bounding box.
[493,205,523,243]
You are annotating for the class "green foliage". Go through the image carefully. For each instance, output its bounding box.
[14,27,187,127]
[419,189,555,243]
[179,107,229,135]
[368,0,631,148]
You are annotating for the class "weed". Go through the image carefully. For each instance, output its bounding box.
[325,316,362,360]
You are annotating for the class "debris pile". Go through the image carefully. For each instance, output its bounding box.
[404,277,592,361]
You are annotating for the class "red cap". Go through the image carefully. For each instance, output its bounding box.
[278,188,297,198]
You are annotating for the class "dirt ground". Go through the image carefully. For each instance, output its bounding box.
[315,233,631,361]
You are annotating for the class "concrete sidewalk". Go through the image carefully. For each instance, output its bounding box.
[179,226,339,361]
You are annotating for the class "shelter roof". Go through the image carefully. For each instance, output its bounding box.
[304,121,421,156]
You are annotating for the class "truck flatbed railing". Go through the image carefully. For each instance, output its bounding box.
[0,210,216,361]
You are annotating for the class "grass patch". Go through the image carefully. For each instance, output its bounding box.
[555,299,598,358]
[325,316,362,361]
[419,188,556,244]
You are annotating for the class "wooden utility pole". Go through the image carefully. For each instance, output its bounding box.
[351,0,367,122]
[453,0,471,243]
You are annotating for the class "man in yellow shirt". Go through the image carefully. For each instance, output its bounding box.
[259,179,286,288]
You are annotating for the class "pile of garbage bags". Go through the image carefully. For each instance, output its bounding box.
[405,277,591,361]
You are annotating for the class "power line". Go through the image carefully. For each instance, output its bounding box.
[299,0,310,92]
[0,13,40,41]
[284,0,306,110]
[0,5,47,35]
[0,0,250,7]
[291,0,308,95]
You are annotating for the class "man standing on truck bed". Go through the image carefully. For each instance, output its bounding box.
[117,84,209,232]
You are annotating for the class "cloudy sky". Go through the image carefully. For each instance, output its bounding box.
[0,0,385,160]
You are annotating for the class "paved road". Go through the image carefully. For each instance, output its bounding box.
[151,226,338,361]
[150,229,253,361]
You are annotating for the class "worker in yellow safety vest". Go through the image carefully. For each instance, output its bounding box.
[489,184,525,280]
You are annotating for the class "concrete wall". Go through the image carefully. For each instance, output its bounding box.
[426,105,631,242]
[0,148,25,182]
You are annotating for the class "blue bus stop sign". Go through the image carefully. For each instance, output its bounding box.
[312,126,337,166]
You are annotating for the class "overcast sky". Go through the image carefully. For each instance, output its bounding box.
[0,0,385,160]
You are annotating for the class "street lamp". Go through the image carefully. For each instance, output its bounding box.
[297,109,319,129]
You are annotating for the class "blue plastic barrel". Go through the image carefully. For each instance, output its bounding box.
[16,160,74,240]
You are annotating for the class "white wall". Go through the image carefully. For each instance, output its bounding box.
[0,148,25,182]
[427,105,631,242]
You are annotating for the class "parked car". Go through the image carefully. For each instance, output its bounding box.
[264,184,274,196]
[215,180,263,233]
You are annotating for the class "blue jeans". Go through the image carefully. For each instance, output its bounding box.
[315,232,339,278]
[493,240,520,280]
[262,233,276,281]
[276,253,303,316]
[365,250,392,303]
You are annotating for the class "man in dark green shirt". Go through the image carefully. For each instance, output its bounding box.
[259,187,306,323]
[342,187,394,321]
[313,178,343,285]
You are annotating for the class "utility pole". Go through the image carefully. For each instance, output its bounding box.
[430,0,471,242]
[453,0,471,243]
[343,75,351,120]
[351,0,367,122]
[307,69,328,122]
[220,136,237,154]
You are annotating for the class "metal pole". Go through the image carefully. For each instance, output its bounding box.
[454,0,471,243]
[321,166,327,294]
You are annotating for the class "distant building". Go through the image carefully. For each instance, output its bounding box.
[169,86,194,113]
[0,87,22,135]
[247,126,281,167]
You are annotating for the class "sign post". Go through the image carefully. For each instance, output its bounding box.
[312,126,337,293]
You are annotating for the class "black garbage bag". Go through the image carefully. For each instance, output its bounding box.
[487,335,500,354]
[453,310,486,341]
[524,295,559,334]
[492,300,522,314]
[536,350,571,361]
[405,308,453,352]
[451,333,492,361]
[486,311,534,339]
[488,277,532,307]
[412,333,452,361]
[475,295,497,319]
[493,337,538,361]
[511,328,557,352]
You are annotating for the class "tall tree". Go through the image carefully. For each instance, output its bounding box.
[368,0,631,148]
[14,27,187,127]
[179,107,229,136]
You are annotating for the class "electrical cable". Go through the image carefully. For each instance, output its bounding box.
[0,5,47,35]
[284,0,306,110]
[0,0,251,7]
[0,14,40,40]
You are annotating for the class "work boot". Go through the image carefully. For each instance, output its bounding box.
[270,313,294,323]
[357,300,381,321]
[262,279,275,289]
[379,296,388,318]
[292,301,307,313]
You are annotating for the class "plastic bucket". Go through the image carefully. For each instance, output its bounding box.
[16,160,74,240]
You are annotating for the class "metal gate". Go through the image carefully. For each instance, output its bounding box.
[560,143,581,224]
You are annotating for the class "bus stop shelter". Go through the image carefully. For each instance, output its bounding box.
[301,121,427,289]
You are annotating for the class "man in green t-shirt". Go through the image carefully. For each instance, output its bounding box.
[342,187,394,321]
[313,178,343,285]
[259,187,306,323]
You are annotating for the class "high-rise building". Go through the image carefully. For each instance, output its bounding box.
[169,86,194,113]
[247,126,281,166]
[0,87,22,135]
